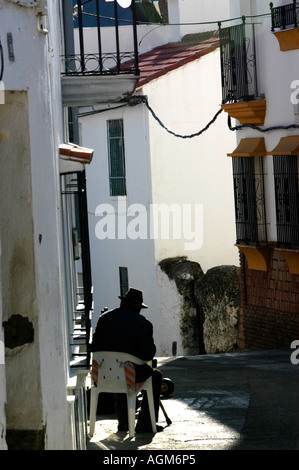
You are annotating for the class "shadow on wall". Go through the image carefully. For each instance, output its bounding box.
[159,257,240,355]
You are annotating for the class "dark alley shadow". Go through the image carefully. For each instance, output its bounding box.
[157,349,299,450]
[86,350,299,450]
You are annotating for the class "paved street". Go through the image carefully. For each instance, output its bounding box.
[87,349,299,451]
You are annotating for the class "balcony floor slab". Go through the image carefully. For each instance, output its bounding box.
[61,75,139,107]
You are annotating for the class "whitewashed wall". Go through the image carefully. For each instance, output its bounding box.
[0,0,72,449]
[81,1,240,357]
[142,49,239,355]
[173,0,231,36]
[82,48,239,355]
[82,104,160,341]
[142,48,238,271]
[156,266,183,356]
[0,241,7,450]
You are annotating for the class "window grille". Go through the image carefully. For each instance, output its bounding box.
[273,155,299,248]
[107,119,127,196]
[232,156,267,245]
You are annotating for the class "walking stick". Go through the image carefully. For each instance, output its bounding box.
[159,399,172,426]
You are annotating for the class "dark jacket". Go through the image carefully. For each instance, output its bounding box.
[91,306,156,382]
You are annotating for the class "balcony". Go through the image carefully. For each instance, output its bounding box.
[61,0,140,107]
[270,1,299,51]
[218,18,266,125]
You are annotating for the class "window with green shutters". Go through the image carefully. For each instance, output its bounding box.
[107,119,126,196]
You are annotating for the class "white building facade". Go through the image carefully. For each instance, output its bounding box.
[80,1,239,356]
[0,0,74,449]
[219,0,299,348]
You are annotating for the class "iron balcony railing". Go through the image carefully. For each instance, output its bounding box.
[219,18,259,104]
[270,1,299,31]
[62,0,139,77]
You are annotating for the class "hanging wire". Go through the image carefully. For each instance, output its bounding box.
[140,96,224,139]
[78,96,299,140]
[0,39,4,81]
[77,7,271,27]
[227,115,299,133]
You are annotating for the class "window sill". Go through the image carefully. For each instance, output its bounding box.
[221,99,266,126]
[273,27,299,51]
[109,195,127,201]
[236,244,271,271]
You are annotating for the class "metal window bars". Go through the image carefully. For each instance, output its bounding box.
[273,155,299,248]
[232,156,267,245]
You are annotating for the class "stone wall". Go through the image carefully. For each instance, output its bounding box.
[158,257,240,355]
[195,265,240,354]
[159,257,204,355]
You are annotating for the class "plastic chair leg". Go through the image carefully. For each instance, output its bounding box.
[127,393,137,437]
[145,383,157,434]
[89,387,98,436]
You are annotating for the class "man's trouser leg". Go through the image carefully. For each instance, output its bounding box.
[115,393,128,431]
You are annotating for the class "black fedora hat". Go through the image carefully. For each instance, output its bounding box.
[119,288,148,309]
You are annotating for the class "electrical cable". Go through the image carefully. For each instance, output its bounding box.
[0,39,3,82]
[227,115,299,133]
[74,4,299,138]
[142,98,299,138]
[78,96,225,139]
[78,96,299,140]
[77,9,271,27]
[78,103,128,118]
[140,96,224,139]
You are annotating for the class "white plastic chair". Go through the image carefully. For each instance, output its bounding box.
[89,351,157,438]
